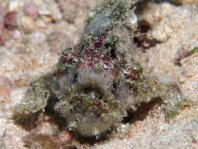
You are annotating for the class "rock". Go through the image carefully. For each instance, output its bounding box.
[30,32,46,45]
[35,19,47,29]
[8,0,21,11]
[52,131,74,146]
[23,2,38,20]
[4,11,17,30]
[0,18,4,33]
[0,76,11,111]
[38,0,62,22]
[0,5,5,33]
[57,0,77,23]
[17,16,36,33]
[0,35,5,46]
[12,30,21,40]
[0,136,5,149]
[40,15,54,24]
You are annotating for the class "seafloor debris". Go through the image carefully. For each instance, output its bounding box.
[23,134,59,149]
[23,2,38,20]
[13,0,186,140]
[4,11,17,30]
[174,45,198,66]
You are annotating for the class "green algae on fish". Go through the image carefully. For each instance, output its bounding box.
[13,0,186,139]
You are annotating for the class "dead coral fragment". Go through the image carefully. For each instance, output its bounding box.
[174,45,198,66]
[4,11,17,30]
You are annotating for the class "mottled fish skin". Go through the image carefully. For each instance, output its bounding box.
[13,0,186,138]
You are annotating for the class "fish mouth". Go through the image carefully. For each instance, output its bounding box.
[70,82,116,115]
[54,80,123,137]
[65,84,122,137]
[54,68,126,137]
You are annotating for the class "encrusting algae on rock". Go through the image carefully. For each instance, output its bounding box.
[13,0,187,140]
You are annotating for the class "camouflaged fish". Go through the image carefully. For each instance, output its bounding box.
[13,0,186,138]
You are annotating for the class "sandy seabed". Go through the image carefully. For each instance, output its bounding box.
[0,0,197,148]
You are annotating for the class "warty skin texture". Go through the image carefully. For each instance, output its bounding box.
[13,0,186,138]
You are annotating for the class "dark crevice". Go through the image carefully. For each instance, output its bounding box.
[76,130,112,145]
[45,95,71,131]
[73,72,78,83]
[110,48,117,59]
[122,97,163,124]
[137,19,152,33]
[12,112,40,131]
[153,0,182,6]
[133,18,160,50]
[134,35,160,51]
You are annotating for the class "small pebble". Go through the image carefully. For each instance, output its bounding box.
[23,2,38,20]
[0,5,5,33]
[9,0,21,11]
[4,11,17,30]
[40,15,54,24]
[52,131,74,146]
[0,16,4,33]
[18,16,36,33]
[0,35,5,46]
[30,32,46,45]
[0,137,6,149]
[38,0,62,22]
[57,0,78,23]
[0,76,11,102]
[12,30,21,40]
[35,19,47,29]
